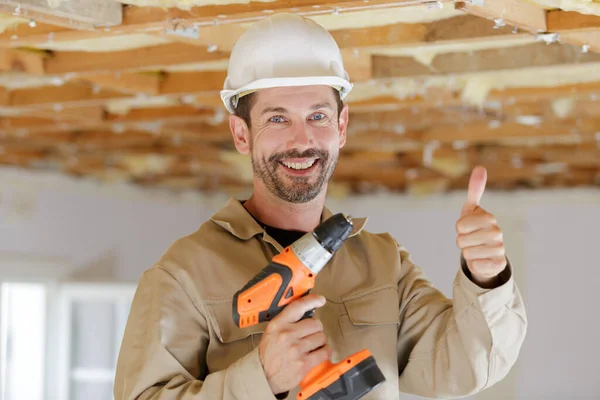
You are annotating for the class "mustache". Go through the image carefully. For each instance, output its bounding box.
[269,148,328,163]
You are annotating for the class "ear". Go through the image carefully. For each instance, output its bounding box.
[229,114,251,154]
[338,104,349,149]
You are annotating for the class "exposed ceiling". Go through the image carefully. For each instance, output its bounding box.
[0,0,599,197]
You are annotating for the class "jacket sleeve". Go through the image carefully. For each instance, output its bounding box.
[113,265,278,400]
[395,242,527,398]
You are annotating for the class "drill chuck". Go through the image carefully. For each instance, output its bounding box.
[313,213,353,254]
[290,213,354,276]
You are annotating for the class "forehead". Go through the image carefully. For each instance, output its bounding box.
[253,85,338,110]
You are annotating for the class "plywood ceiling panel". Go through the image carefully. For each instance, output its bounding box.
[0,0,598,197]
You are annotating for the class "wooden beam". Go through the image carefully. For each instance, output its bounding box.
[455,0,547,33]
[333,12,523,55]
[333,156,408,190]
[105,105,215,122]
[160,70,226,94]
[153,22,247,50]
[546,10,600,32]
[0,115,55,129]
[0,48,46,74]
[343,52,373,82]
[0,107,221,135]
[0,148,47,166]
[372,42,600,78]
[348,107,489,133]
[119,0,417,29]
[159,120,232,143]
[72,130,159,150]
[0,0,122,30]
[342,130,422,152]
[43,43,228,75]
[500,97,600,120]
[422,118,600,145]
[330,21,428,48]
[78,71,163,96]
[419,12,517,41]
[27,106,106,123]
[0,20,70,40]
[559,31,600,54]
[0,0,422,45]
[7,81,127,107]
[487,81,600,103]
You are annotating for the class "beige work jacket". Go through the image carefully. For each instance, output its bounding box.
[114,198,527,400]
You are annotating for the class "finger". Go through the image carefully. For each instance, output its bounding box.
[469,258,507,278]
[462,244,505,261]
[297,331,327,354]
[461,166,487,216]
[289,317,324,339]
[270,294,326,327]
[456,225,503,248]
[456,211,496,234]
[302,344,332,373]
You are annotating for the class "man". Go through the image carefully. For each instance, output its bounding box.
[114,13,527,400]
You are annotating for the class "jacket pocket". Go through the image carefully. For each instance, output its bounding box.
[338,286,400,337]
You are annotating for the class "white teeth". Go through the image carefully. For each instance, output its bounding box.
[281,159,316,170]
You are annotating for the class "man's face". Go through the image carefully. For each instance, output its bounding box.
[231,85,349,203]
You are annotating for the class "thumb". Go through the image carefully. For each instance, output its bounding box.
[461,166,487,216]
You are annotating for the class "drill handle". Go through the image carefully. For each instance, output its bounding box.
[233,259,317,328]
[232,261,293,327]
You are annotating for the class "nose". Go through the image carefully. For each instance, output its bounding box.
[287,123,315,150]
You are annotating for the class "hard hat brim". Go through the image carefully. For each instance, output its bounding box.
[220,76,353,114]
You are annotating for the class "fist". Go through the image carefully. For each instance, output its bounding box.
[258,294,332,396]
[456,166,507,288]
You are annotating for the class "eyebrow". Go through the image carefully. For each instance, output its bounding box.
[310,102,334,111]
[260,102,333,116]
[261,106,288,116]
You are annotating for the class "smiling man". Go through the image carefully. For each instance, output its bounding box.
[228,84,347,231]
[114,13,527,400]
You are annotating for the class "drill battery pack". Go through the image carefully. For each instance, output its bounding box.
[298,350,386,400]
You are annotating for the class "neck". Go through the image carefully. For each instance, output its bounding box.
[243,182,328,233]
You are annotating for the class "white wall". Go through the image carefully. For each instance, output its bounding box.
[1,166,599,400]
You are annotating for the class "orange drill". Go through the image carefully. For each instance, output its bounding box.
[233,213,385,400]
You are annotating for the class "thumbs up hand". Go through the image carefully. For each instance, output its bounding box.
[456,166,507,288]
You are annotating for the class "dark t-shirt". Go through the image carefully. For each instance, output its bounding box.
[244,202,307,248]
[260,223,305,248]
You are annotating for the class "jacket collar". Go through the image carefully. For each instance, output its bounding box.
[210,197,368,240]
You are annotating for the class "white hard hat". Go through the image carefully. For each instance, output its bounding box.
[220,13,353,113]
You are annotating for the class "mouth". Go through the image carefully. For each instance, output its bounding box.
[278,158,320,175]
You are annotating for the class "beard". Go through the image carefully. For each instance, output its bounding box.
[251,146,338,204]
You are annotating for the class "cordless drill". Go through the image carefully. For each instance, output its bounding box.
[232,213,385,400]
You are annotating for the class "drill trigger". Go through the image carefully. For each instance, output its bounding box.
[302,308,315,320]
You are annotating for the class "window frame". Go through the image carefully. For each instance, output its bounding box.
[0,254,136,400]
[0,254,70,400]
[56,282,136,400]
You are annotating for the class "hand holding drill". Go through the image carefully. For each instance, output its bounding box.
[258,294,331,395]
